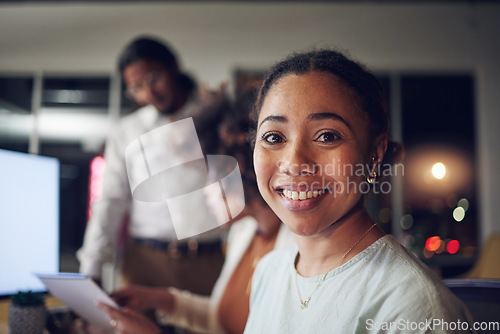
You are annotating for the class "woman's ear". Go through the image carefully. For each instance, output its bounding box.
[373,134,388,164]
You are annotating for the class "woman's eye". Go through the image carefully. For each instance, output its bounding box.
[262,132,285,144]
[315,131,340,143]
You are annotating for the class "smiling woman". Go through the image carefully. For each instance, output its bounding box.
[244,49,475,333]
[254,71,378,237]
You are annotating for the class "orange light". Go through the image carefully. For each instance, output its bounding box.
[425,236,441,252]
[435,239,446,254]
[447,240,460,254]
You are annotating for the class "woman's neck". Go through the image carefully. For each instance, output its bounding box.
[294,209,384,278]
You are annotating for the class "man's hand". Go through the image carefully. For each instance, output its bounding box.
[110,285,175,314]
[96,302,162,334]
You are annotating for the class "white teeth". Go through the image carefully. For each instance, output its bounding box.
[282,189,328,201]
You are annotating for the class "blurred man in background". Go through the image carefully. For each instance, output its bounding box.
[77,36,225,304]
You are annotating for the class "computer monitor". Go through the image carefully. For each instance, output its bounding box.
[0,149,60,297]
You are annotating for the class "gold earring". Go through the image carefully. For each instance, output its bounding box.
[367,171,377,184]
[367,158,378,184]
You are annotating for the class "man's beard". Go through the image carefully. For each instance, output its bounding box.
[159,104,177,115]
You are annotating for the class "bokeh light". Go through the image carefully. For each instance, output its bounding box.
[400,214,414,230]
[453,207,465,222]
[423,248,435,258]
[435,239,446,254]
[432,162,446,179]
[404,146,474,208]
[425,236,441,252]
[88,155,105,219]
[447,240,460,254]
[457,198,469,211]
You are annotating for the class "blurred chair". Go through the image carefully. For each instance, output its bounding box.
[443,278,500,333]
[462,234,500,279]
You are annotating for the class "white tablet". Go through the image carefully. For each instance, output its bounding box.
[36,273,118,328]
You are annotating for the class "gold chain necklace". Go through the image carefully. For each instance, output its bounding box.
[294,223,377,310]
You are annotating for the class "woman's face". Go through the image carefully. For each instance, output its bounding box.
[254,71,382,237]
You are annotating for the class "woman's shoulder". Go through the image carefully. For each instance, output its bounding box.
[364,235,448,290]
[371,235,442,282]
[359,235,471,322]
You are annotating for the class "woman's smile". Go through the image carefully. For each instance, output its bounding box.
[273,182,332,211]
[279,189,330,212]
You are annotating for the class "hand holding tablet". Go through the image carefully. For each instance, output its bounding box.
[36,273,118,329]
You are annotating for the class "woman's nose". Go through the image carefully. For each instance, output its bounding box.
[278,143,317,176]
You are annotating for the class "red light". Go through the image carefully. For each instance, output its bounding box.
[87,156,106,220]
[425,236,441,252]
[447,240,460,254]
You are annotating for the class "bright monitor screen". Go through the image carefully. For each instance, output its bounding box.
[0,149,60,297]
